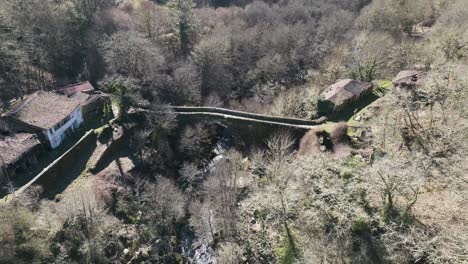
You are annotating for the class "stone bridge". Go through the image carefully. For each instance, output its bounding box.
[171,106,325,129]
[170,106,326,146]
[132,105,325,146]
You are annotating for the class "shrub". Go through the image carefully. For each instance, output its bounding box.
[351,218,370,235]
[177,123,217,164]
[331,122,349,146]
[0,206,51,263]
[439,33,467,61]
[274,231,300,264]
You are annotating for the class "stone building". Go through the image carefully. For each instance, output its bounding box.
[392,70,426,91]
[0,133,42,181]
[2,91,84,149]
[318,79,373,113]
[58,81,95,98]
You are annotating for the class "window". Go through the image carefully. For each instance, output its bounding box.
[53,114,72,131]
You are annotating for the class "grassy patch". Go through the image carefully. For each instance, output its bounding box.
[347,79,392,129]
[316,122,337,133]
[274,230,300,264]
[373,80,393,97]
[351,218,370,235]
[94,124,110,136]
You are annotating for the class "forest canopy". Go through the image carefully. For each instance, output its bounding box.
[0,0,368,107]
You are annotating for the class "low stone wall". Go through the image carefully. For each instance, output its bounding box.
[14,130,97,197]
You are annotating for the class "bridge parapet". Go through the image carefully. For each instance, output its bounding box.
[171,106,325,127]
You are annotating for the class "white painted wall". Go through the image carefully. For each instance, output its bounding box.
[43,108,84,149]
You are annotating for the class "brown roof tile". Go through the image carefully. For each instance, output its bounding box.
[60,81,95,97]
[321,79,373,105]
[4,91,81,129]
[0,133,40,166]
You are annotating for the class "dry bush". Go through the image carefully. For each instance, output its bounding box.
[172,62,202,105]
[297,130,321,156]
[203,92,224,107]
[14,185,44,211]
[52,191,118,264]
[216,242,244,264]
[293,154,376,263]
[388,40,422,73]
[348,31,396,81]
[100,8,132,32]
[331,122,349,146]
[234,97,269,115]
[434,0,468,31]
[356,0,439,36]
[269,88,307,118]
[438,33,467,62]
[190,151,246,243]
[317,44,352,86]
[0,205,51,263]
[189,200,215,243]
[95,170,132,209]
[142,178,186,224]
[202,151,245,239]
[179,162,204,197]
[178,123,217,164]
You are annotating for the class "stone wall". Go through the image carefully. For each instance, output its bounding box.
[82,94,111,121]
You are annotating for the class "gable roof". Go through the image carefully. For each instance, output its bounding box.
[321,79,373,105]
[71,92,91,104]
[4,91,81,130]
[60,81,95,97]
[0,133,40,166]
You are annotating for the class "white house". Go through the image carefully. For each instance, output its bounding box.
[4,91,84,149]
[44,107,84,148]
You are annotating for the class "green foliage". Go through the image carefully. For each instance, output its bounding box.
[0,207,51,263]
[351,218,370,235]
[169,0,197,56]
[115,197,140,224]
[373,80,393,97]
[340,169,354,180]
[102,100,113,120]
[348,58,381,82]
[345,156,367,170]
[274,230,300,264]
[99,75,139,119]
[439,33,467,61]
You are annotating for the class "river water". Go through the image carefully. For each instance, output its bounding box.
[180,134,234,264]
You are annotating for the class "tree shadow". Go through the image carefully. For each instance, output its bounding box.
[327,93,380,122]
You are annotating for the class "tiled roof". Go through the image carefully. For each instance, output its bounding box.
[60,81,95,97]
[4,91,81,129]
[321,79,373,105]
[0,133,40,166]
[71,92,91,104]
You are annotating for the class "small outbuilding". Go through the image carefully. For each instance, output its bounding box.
[318,79,373,113]
[58,81,112,120]
[58,81,95,98]
[392,70,426,90]
[0,133,42,180]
